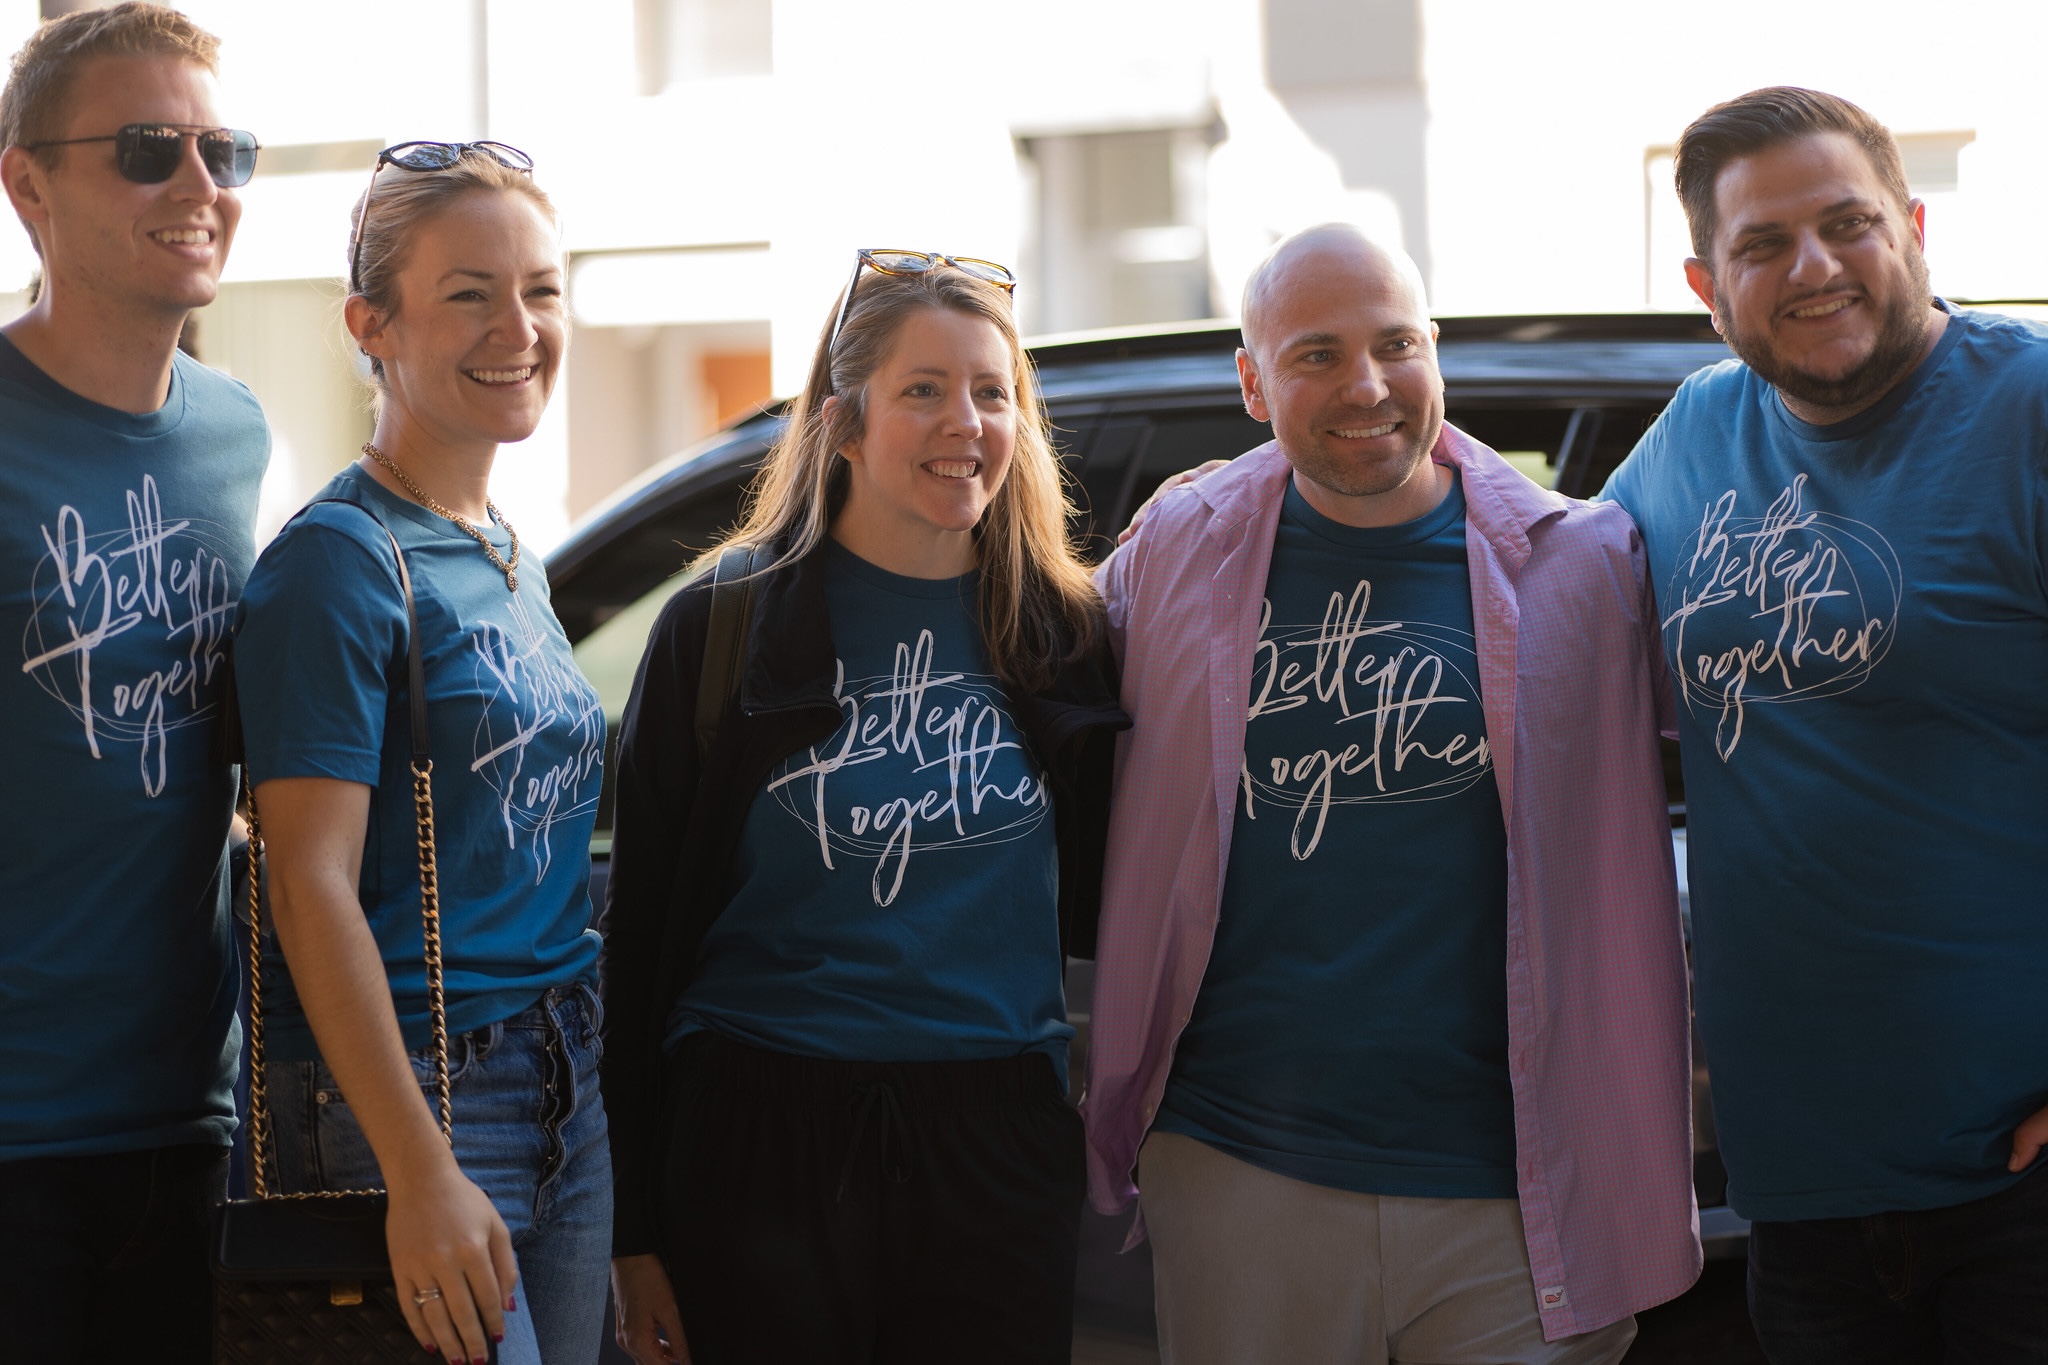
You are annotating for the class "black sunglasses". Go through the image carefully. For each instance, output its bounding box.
[22,122,260,188]
[349,141,535,294]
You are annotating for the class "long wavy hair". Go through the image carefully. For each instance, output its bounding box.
[711,266,1101,693]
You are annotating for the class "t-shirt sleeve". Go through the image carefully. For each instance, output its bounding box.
[1597,423,1652,515]
[234,511,407,788]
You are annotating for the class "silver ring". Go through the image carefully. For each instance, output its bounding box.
[413,1287,445,1306]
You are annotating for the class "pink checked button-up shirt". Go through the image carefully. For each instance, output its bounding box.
[1086,426,1701,1340]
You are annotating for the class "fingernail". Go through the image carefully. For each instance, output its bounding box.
[506,1296,517,1312]
[421,1348,437,1357]
[493,1335,504,1344]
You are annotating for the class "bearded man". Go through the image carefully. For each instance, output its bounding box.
[1085,224,1699,1365]
[1601,87,2048,1364]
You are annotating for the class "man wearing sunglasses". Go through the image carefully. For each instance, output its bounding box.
[0,5,268,1359]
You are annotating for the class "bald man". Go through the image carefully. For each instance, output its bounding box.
[1082,226,1699,1364]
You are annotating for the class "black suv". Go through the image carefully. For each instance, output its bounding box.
[550,313,1744,1343]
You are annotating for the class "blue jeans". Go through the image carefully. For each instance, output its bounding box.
[267,983,613,1365]
[1748,1162,2048,1365]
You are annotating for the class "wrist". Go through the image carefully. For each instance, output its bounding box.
[378,1134,463,1195]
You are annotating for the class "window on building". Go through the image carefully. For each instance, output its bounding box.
[1019,125,1217,334]
[635,0,771,93]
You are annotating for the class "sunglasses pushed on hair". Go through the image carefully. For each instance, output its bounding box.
[24,122,260,188]
[830,249,1017,350]
[349,140,535,293]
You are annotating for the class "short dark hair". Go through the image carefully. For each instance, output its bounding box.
[1675,86,1914,263]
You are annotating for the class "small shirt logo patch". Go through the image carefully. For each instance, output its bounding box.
[1540,1285,1568,1310]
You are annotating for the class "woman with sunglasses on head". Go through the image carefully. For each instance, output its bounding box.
[603,252,1126,1365]
[231,143,610,1365]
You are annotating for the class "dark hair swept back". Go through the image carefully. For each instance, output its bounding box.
[1675,86,1914,263]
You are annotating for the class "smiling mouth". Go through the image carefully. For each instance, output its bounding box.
[1787,297,1856,320]
[466,366,534,385]
[924,459,981,479]
[1331,421,1400,440]
[151,228,212,246]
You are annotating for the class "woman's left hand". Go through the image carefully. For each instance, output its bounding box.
[612,1254,690,1364]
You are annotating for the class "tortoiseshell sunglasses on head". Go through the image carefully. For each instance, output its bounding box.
[828,249,1017,351]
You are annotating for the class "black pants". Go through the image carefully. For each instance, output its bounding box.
[0,1142,229,1364]
[659,1032,1085,1365]
[1748,1161,2048,1365]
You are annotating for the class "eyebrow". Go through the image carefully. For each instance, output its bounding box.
[435,267,562,286]
[903,366,1006,381]
[1730,196,1875,239]
[1281,324,1420,351]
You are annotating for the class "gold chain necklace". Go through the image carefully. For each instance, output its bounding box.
[362,442,520,592]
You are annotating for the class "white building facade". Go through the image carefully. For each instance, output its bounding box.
[3,0,2040,549]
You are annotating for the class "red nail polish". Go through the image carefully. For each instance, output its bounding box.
[421,1347,437,1357]
[505,1295,517,1312]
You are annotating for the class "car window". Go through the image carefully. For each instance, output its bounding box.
[572,572,691,726]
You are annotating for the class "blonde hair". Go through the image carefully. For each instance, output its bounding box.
[347,149,557,386]
[716,266,1102,693]
[2,2,220,257]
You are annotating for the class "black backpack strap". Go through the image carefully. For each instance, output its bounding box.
[693,543,762,767]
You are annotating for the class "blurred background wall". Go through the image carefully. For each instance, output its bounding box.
[3,0,2041,550]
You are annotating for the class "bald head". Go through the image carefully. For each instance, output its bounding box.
[1232,222,1447,528]
[1241,224,1429,366]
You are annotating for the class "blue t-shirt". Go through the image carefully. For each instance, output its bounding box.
[670,542,1072,1084]
[235,466,603,1061]
[1602,304,2048,1221]
[1156,473,1518,1198]
[0,334,268,1159]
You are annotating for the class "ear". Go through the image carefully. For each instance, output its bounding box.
[1683,258,1721,333]
[344,292,393,367]
[1236,348,1271,423]
[820,393,861,466]
[1,145,53,245]
[1908,197,1927,251]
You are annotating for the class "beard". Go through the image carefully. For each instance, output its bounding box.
[1715,250,1934,415]
[1285,406,1443,500]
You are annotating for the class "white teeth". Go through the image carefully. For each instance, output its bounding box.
[467,367,533,384]
[925,461,978,478]
[152,229,211,244]
[1791,298,1854,319]
[1333,423,1398,439]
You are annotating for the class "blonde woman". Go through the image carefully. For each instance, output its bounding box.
[233,144,609,1365]
[603,254,1126,1365]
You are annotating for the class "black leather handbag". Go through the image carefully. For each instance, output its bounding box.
[211,503,493,1364]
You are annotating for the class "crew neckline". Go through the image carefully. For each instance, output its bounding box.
[1281,467,1467,549]
[1766,299,1966,444]
[0,330,189,437]
[825,537,979,600]
[331,462,515,549]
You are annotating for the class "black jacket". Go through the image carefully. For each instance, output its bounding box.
[600,538,1128,1256]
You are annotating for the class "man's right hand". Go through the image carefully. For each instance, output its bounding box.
[1118,459,1231,545]
[613,1253,690,1364]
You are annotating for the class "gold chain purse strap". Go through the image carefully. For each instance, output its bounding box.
[242,501,451,1201]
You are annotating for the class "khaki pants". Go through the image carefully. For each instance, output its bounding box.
[1138,1132,1637,1365]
